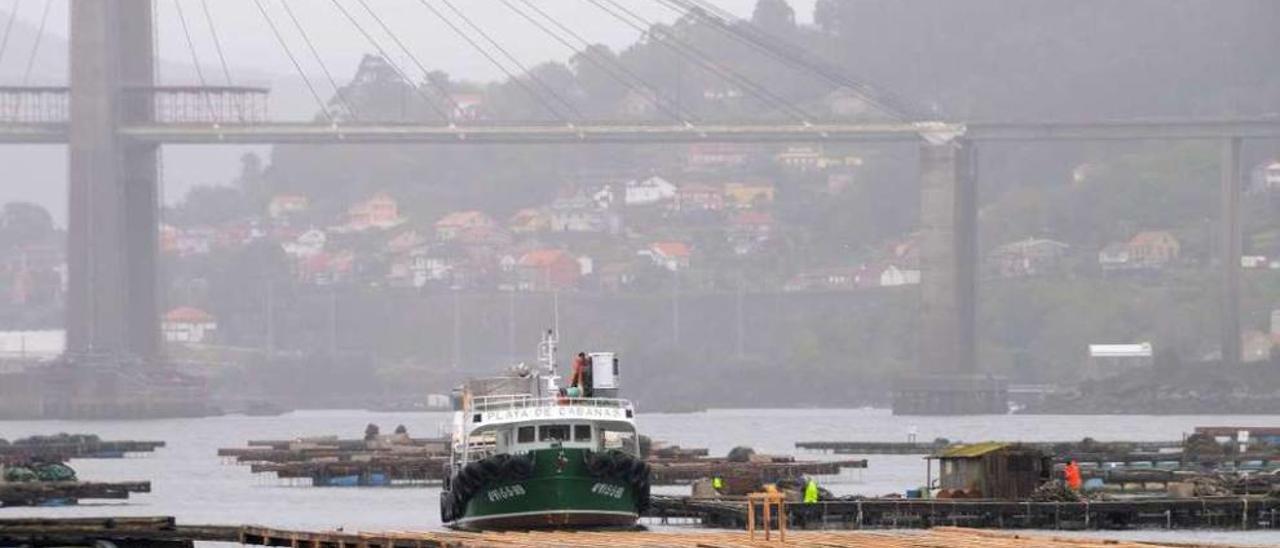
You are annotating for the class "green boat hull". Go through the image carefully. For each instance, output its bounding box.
[445,448,646,530]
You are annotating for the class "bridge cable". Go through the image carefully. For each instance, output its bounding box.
[277,0,361,121]
[251,0,335,123]
[414,0,576,123]
[593,0,811,122]
[501,0,696,125]
[327,0,452,122]
[198,0,233,86]
[19,0,48,85]
[199,0,253,121]
[0,0,20,72]
[584,0,811,124]
[434,0,583,122]
[173,0,224,121]
[348,0,461,118]
[653,0,916,120]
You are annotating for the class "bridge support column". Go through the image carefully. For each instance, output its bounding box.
[918,138,977,374]
[1219,137,1242,366]
[67,0,157,359]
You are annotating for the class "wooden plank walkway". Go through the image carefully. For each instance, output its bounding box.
[0,518,1249,548]
[238,526,1233,547]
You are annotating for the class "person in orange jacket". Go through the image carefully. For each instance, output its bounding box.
[569,352,588,396]
[1064,460,1082,491]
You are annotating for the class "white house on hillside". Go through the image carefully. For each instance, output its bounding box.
[624,176,678,206]
[162,307,217,344]
[880,265,921,287]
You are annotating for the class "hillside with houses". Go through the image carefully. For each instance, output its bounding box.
[2,0,1280,408]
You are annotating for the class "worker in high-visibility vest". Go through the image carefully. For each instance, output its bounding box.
[1064,460,1082,491]
[803,478,820,504]
[711,476,724,494]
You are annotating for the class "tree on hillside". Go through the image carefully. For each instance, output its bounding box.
[752,0,797,35]
[169,185,250,227]
[0,202,56,248]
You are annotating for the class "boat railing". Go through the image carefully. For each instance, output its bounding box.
[469,394,633,412]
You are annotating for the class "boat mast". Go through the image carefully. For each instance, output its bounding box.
[538,329,560,397]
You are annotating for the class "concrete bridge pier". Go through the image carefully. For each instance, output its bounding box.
[1219,137,1242,366]
[894,137,1002,415]
[918,137,978,375]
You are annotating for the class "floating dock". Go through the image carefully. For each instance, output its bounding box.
[649,458,867,485]
[649,495,1280,531]
[219,433,450,486]
[795,440,1184,455]
[0,481,150,507]
[0,517,1232,548]
[0,439,165,461]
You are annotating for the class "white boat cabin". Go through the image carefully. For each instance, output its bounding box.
[455,396,638,464]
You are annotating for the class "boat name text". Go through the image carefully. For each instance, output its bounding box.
[480,406,628,424]
[485,484,527,502]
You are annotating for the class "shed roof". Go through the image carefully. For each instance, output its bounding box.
[935,441,1009,458]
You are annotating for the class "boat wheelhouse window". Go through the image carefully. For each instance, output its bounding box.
[573,424,592,442]
[517,426,535,443]
[539,424,570,442]
[601,428,638,454]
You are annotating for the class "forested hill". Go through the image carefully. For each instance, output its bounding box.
[814,0,1280,120]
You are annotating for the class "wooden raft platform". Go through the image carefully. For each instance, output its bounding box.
[795,440,1184,455]
[0,481,151,507]
[0,440,165,461]
[648,458,868,485]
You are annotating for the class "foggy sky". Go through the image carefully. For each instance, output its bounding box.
[0,0,817,225]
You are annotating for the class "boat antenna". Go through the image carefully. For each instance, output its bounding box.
[552,290,561,341]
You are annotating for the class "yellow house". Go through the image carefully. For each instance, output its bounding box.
[723,182,775,208]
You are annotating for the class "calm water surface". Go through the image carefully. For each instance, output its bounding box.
[2,409,1279,545]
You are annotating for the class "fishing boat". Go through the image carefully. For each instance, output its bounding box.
[440,331,650,530]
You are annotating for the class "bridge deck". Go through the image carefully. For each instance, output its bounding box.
[5,118,1280,146]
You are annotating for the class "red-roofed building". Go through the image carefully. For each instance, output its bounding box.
[450,93,485,121]
[646,241,692,271]
[728,211,775,255]
[672,183,724,213]
[268,194,310,220]
[686,143,751,171]
[344,192,403,231]
[162,307,217,344]
[435,210,496,240]
[298,250,355,285]
[1128,231,1180,268]
[508,208,551,234]
[517,249,580,291]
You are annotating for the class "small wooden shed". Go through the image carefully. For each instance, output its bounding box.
[927,442,1051,500]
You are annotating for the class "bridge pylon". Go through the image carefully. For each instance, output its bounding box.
[67,0,159,359]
